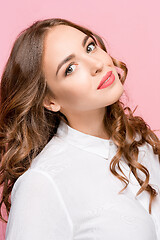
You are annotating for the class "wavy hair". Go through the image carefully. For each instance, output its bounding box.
[0,18,160,223]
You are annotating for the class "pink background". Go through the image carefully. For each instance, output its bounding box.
[0,0,160,238]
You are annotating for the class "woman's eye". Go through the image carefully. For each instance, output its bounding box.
[87,41,96,53]
[64,41,97,77]
[65,63,77,76]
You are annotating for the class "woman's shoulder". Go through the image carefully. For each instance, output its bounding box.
[136,139,160,188]
[30,135,69,170]
[134,133,159,160]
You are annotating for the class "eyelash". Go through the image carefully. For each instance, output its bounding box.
[64,41,97,77]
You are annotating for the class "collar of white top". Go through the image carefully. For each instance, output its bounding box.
[56,120,115,159]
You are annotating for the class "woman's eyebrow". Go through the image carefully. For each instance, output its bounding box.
[56,35,95,76]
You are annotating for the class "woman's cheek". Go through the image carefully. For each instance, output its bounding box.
[66,71,90,94]
[64,82,89,98]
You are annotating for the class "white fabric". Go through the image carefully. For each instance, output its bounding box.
[5,120,160,240]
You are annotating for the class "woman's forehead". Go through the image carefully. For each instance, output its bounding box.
[45,25,86,46]
[43,25,88,72]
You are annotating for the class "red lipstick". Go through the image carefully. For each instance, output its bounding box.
[97,71,112,89]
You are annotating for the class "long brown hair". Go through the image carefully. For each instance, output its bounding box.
[0,18,160,223]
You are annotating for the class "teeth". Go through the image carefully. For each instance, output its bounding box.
[104,76,110,83]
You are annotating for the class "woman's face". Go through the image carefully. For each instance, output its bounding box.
[42,25,124,116]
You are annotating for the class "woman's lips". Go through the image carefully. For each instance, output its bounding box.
[98,73,115,89]
[97,71,112,89]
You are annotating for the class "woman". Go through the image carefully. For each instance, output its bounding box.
[0,18,160,240]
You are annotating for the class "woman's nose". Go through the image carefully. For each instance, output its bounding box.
[88,57,103,76]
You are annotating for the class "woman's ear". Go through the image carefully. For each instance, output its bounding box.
[43,95,61,112]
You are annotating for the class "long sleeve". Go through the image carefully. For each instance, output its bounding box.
[5,169,73,240]
[119,142,160,239]
[137,142,160,239]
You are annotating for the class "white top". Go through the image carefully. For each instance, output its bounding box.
[5,120,160,240]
